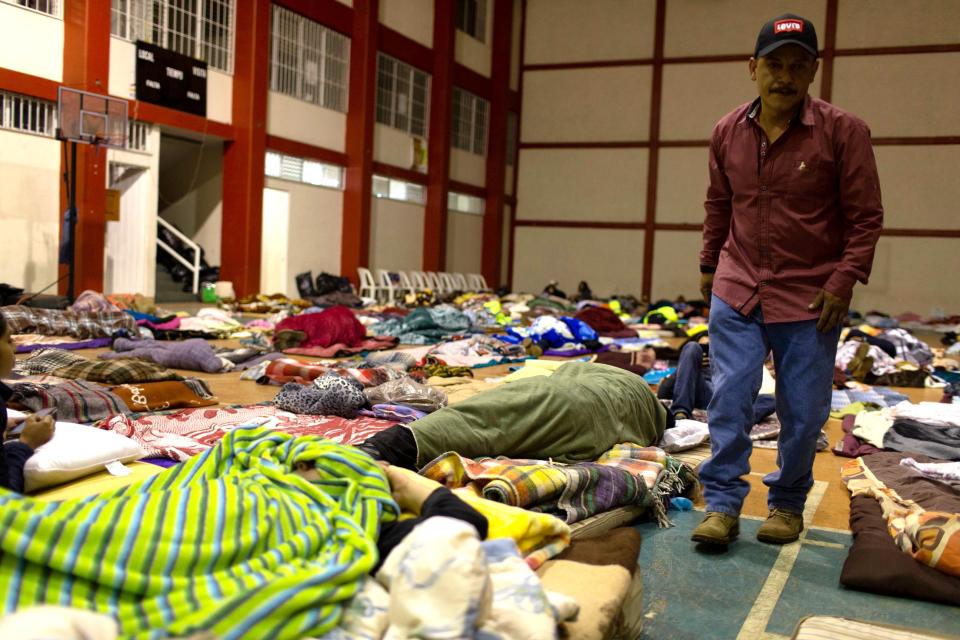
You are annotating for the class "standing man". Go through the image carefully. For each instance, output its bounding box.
[692,14,883,546]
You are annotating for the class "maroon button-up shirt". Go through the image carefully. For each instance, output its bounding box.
[700,95,884,323]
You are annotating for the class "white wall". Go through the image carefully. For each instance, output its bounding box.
[267,91,347,152]
[0,3,62,82]
[264,177,344,296]
[0,130,61,292]
[157,137,223,265]
[449,147,486,187]
[369,198,424,272]
[445,211,482,275]
[380,0,433,47]
[455,7,493,77]
[108,37,232,123]
[104,126,161,296]
[374,123,420,169]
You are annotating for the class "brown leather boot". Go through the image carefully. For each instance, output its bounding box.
[691,511,740,545]
[757,508,804,544]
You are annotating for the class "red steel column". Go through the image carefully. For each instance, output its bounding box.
[341,0,379,286]
[60,0,110,295]
[221,0,270,297]
[481,0,513,288]
[422,0,455,272]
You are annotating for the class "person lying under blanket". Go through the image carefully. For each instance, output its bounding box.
[359,360,670,469]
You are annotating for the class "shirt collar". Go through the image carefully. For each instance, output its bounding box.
[741,94,815,127]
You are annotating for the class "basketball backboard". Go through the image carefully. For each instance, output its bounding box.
[57,87,128,148]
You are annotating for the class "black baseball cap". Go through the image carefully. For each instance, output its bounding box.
[754,13,819,59]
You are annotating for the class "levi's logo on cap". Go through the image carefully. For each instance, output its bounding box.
[774,19,804,34]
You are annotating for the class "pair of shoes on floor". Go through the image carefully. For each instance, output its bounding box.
[691,508,803,546]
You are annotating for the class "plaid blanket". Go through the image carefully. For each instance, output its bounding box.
[0,305,137,339]
[52,357,185,385]
[831,387,910,411]
[0,427,397,639]
[98,403,398,461]
[9,379,130,423]
[13,348,88,375]
[420,443,692,526]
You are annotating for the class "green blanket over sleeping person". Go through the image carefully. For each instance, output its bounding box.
[0,427,398,639]
[410,361,669,467]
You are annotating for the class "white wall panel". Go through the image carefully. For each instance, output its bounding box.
[265,177,343,294]
[831,53,960,138]
[0,4,62,82]
[656,147,709,224]
[874,146,960,230]
[524,0,655,64]
[0,131,61,292]
[268,91,347,153]
[450,147,486,187]
[380,0,433,47]
[446,211,483,276]
[517,148,647,222]
[512,227,644,298]
[664,0,826,58]
[369,198,424,272]
[522,67,651,142]
[837,0,960,48]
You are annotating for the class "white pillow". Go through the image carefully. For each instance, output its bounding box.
[8,410,146,492]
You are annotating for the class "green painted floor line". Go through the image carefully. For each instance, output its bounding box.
[635,510,958,640]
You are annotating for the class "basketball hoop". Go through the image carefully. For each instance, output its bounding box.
[56,88,129,301]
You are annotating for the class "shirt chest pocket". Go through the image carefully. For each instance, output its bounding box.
[783,154,835,201]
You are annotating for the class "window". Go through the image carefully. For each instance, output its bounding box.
[505,111,518,166]
[270,6,350,112]
[376,54,430,138]
[455,0,486,42]
[126,120,151,152]
[0,91,57,137]
[448,192,485,215]
[372,175,427,205]
[110,0,235,73]
[264,151,344,190]
[3,0,60,17]
[452,88,488,155]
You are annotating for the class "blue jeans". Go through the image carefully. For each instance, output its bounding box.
[699,295,839,516]
[671,341,777,423]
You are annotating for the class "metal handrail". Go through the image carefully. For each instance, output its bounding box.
[157,217,201,294]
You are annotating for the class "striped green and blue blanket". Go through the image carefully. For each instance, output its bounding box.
[0,427,398,639]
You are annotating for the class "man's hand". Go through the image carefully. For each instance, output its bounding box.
[808,289,850,333]
[700,273,715,303]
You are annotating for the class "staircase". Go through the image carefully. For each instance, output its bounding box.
[155,267,199,303]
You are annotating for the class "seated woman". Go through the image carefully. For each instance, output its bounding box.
[360,361,670,470]
[657,331,775,424]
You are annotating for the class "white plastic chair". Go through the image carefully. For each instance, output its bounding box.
[410,270,430,292]
[452,272,469,291]
[425,271,443,293]
[395,271,417,299]
[376,269,397,304]
[357,267,379,301]
[466,273,491,292]
[438,272,456,294]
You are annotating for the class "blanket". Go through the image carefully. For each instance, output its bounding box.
[101,338,227,373]
[110,379,218,412]
[409,362,667,466]
[0,305,138,339]
[0,427,398,639]
[842,453,960,578]
[97,404,399,461]
[9,379,130,423]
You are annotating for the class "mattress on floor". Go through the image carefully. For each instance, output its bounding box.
[538,527,644,640]
[791,615,958,640]
[32,462,164,501]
